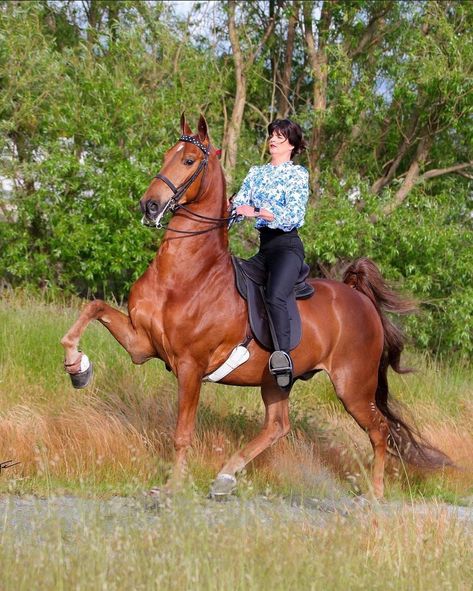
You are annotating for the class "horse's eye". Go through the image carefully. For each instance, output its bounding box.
[184,158,195,166]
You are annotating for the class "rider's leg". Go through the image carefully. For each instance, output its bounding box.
[264,248,303,389]
[265,248,303,353]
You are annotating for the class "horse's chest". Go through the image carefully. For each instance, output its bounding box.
[160,291,225,347]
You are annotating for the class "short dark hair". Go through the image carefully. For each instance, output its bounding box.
[267,119,306,160]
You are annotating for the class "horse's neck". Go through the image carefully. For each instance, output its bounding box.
[154,173,231,283]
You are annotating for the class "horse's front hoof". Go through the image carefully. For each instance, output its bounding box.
[209,474,237,500]
[69,363,93,389]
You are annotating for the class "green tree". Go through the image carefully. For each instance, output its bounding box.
[0,0,471,356]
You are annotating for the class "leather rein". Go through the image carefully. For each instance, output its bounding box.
[153,135,239,235]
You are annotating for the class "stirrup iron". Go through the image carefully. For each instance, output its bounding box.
[269,351,293,389]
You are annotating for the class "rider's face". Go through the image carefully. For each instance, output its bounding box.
[268,131,294,158]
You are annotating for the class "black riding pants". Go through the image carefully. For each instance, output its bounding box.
[255,227,305,353]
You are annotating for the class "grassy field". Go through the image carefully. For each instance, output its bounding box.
[1,494,472,591]
[0,293,472,590]
[0,293,471,501]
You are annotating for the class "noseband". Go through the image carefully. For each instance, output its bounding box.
[153,135,209,224]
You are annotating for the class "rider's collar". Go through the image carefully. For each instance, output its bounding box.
[267,160,294,168]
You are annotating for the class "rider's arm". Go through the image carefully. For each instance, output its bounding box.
[233,166,275,220]
[232,166,257,209]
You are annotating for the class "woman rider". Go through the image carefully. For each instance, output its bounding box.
[232,119,309,390]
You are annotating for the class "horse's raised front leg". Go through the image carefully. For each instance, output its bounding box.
[210,381,291,497]
[60,300,155,387]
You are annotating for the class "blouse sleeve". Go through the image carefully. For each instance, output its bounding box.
[232,166,257,208]
[263,167,309,229]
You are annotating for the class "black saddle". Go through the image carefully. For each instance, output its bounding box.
[231,255,315,351]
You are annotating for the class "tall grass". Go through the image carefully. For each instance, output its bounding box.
[0,495,472,591]
[0,293,472,500]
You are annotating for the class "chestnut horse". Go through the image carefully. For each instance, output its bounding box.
[61,114,449,498]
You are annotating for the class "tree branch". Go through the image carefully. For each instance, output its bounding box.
[457,171,473,180]
[419,161,473,181]
[248,13,275,65]
[381,132,434,217]
[276,0,299,118]
[371,108,421,194]
[349,2,393,59]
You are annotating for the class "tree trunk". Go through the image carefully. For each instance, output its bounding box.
[222,0,275,188]
[302,1,331,196]
[222,0,245,188]
[84,0,101,44]
[222,78,247,188]
[107,1,120,42]
[276,1,299,119]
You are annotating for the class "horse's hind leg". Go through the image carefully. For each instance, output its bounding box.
[210,381,290,497]
[330,366,389,499]
[61,300,154,386]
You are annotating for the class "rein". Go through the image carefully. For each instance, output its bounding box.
[152,134,240,235]
[159,205,240,237]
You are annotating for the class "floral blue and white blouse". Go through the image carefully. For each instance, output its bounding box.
[233,161,309,232]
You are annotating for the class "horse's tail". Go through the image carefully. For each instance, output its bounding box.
[343,257,453,469]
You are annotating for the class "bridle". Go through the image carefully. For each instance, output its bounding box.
[148,134,239,235]
[154,134,209,219]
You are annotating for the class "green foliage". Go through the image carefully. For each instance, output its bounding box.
[0,1,223,295]
[0,1,472,356]
[298,173,473,354]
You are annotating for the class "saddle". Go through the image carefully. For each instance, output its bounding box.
[231,255,315,351]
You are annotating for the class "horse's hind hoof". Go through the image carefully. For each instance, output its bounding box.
[209,474,237,500]
[69,363,93,389]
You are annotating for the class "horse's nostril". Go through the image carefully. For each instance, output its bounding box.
[147,200,160,215]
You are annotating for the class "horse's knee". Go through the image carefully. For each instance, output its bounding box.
[129,353,147,365]
[89,299,107,316]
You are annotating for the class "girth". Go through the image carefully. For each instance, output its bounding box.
[231,255,315,351]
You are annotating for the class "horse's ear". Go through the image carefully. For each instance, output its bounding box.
[180,112,193,136]
[197,114,208,142]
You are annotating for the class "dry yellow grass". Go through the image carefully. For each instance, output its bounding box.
[0,296,472,499]
[1,382,471,499]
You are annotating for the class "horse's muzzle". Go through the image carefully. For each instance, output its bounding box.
[140,199,162,223]
[140,198,172,228]
[140,199,160,217]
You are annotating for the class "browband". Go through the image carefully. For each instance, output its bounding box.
[179,135,209,155]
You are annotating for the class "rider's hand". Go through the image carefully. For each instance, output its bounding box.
[235,205,256,217]
[258,208,275,222]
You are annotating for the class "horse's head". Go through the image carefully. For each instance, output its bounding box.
[140,113,216,227]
